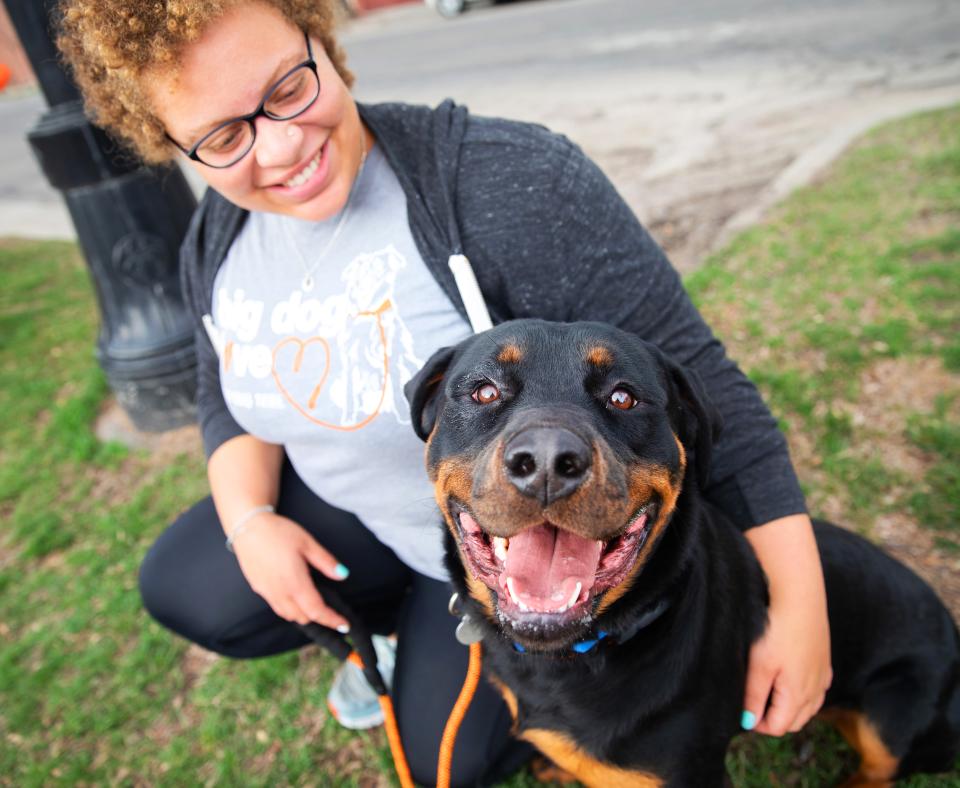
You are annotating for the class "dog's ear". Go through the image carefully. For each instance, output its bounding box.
[404,346,457,442]
[658,352,723,489]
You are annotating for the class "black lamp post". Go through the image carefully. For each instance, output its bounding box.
[5,0,198,432]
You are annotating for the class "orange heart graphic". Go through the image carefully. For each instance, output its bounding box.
[271,336,332,424]
[271,328,389,432]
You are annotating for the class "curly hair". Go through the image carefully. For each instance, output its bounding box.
[57,0,354,164]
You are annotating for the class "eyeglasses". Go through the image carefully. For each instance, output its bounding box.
[167,32,320,168]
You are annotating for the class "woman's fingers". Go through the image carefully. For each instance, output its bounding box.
[787,692,827,733]
[754,684,796,736]
[741,640,775,732]
[292,586,350,632]
[301,537,351,583]
[291,542,350,631]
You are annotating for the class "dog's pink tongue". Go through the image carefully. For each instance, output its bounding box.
[502,524,602,612]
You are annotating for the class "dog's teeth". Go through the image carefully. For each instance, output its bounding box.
[556,581,583,614]
[493,537,508,562]
[506,577,521,606]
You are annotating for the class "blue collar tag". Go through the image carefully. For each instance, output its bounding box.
[571,630,609,653]
[513,630,610,655]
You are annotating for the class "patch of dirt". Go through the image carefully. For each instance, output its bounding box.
[858,356,958,423]
[180,644,220,692]
[0,530,18,573]
[851,358,960,621]
[649,178,780,274]
[95,399,202,466]
[251,737,284,772]
[785,355,960,622]
[875,512,960,623]
[85,455,144,508]
[906,208,960,243]
[142,645,219,750]
[82,399,204,509]
[327,736,383,784]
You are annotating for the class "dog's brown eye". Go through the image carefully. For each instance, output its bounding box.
[473,383,501,404]
[610,388,636,410]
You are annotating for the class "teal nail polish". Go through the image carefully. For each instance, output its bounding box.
[741,710,757,731]
[334,563,350,579]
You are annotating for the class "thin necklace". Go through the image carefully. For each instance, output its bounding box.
[284,135,368,293]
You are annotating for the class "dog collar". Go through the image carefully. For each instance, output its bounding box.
[611,597,672,644]
[512,631,610,654]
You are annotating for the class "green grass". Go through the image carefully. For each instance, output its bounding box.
[687,104,960,547]
[3,105,960,786]
[688,105,960,784]
[907,395,960,535]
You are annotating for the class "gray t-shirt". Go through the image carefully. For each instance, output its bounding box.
[208,145,472,579]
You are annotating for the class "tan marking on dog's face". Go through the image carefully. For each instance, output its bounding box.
[594,441,686,616]
[497,344,523,364]
[469,436,634,542]
[585,345,613,368]
[434,455,499,621]
[521,729,663,788]
[465,573,497,621]
[434,456,474,513]
[818,708,899,786]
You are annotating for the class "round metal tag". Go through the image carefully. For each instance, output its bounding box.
[455,614,484,645]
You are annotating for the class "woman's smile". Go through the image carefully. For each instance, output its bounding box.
[277,143,326,190]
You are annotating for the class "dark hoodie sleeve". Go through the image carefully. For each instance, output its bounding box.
[556,144,806,529]
[457,123,806,530]
[179,195,248,460]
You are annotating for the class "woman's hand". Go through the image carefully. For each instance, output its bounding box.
[207,436,349,631]
[742,514,832,735]
[231,511,351,632]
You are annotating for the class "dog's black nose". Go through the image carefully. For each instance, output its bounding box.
[503,427,592,505]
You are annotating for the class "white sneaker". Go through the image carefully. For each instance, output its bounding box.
[326,634,396,730]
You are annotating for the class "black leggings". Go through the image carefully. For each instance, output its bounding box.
[139,459,531,786]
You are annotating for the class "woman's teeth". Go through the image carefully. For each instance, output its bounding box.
[284,148,322,188]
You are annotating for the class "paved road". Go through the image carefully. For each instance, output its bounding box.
[3,0,959,269]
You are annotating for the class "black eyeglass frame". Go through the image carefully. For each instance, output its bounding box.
[166,31,319,168]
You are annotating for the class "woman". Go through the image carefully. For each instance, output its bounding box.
[57,1,831,783]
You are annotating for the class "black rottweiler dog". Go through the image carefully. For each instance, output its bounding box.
[404,319,960,787]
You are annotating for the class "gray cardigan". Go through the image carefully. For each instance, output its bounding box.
[179,100,806,531]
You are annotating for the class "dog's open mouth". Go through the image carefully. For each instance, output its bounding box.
[451,502,654,632]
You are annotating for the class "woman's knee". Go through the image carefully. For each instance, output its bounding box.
[138,501,254,654]
[138,527,212,645]
[403,730,527,788]
[398,680,526,786]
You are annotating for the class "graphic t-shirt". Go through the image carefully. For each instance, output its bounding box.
[208,145,473,579]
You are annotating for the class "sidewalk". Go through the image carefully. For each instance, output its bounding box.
[2,0,959,272]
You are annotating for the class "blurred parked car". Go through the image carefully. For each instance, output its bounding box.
[424,0,505,18]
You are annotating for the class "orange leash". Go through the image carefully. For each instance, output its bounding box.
[436,641,483,788]
[347,642,483,788]
[347,651,415,788]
